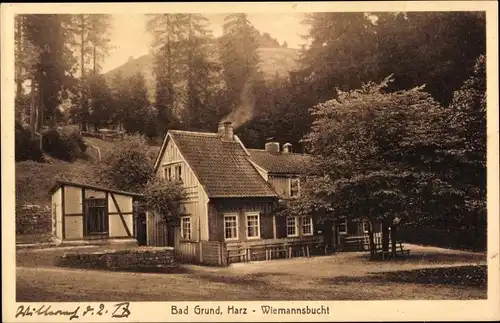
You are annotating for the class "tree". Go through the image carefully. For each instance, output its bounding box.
[87,14,113,75]
[143,178,187,225]
[302,77,462,258]
[444,55,486,248]
[299,12,485,105]
[181,14,223,131]
[219,13,263,126]
[87,74,115,130]
[147,14,187,134]
[102,134,154,192]
[23,14,77,130]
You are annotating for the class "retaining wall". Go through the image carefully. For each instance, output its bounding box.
[16,204,52,235]
[57,247,176,271]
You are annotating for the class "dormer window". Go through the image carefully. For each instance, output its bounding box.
[289,178,300,198]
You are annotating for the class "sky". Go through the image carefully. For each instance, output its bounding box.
[102,13,308,73]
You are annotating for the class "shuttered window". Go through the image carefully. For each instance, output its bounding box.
[224,214,238,240]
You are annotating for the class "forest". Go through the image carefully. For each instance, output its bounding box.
[14,12,487,250]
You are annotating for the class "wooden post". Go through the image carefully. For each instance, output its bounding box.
[272,216,277,239]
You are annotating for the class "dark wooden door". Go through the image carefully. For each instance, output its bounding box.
[135,212,147,246]
[167,225,176,247]
[322,219,334,248]
[84,198,108,239]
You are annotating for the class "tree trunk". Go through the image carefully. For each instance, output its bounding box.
[30,84,36,139]
[368,219,376,259]
[38,87,44,151]
[391,224,397,258]
[93,43,96,75]
[80,15,86,131]
[382,219,390,252]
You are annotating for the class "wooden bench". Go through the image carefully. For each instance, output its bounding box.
[373,242,411,259]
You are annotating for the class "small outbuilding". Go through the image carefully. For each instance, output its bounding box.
[50,180,145,245]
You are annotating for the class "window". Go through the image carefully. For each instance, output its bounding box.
[301,216,313,236]
[287,216,298,237]
[163,166,172,181]
[363,220,370,233]
[289,178,300,197]
[224,214,238,240]
[175,165,183,182]
[246,213,260,239]
[337,217,347,234]
[181,216,191,240]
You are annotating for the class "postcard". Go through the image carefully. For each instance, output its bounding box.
[2,1,499,322]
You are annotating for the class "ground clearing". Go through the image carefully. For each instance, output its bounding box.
[16,244,486,301]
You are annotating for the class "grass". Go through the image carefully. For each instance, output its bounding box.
[16,244,487,301]
[15,136,160,207]
[15,160,105,206]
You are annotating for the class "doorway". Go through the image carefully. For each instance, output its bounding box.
[83,198,109,239]
[135,211,147,246]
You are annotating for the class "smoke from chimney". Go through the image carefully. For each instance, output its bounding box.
[222,79,256,129]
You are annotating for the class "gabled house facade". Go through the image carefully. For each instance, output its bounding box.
[150,121,324,265]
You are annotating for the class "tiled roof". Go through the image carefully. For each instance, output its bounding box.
[248,149,314,175]
[169,131,277,198]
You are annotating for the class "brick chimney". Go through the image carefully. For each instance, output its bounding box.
[283,143,292,153]
[265,139,280,154]
[218,121,234,141]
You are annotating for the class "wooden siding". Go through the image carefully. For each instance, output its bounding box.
[200,241,223,265]
[208,198,277,242]
[157,136,209,240]
[51,188,63,239]
[147,212,168,246]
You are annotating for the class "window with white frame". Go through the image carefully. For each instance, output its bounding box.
[181,216,191,240]
[289,178,300,197]
[224,214,238,240]
[337,217,347,234]
[286,216,299,237]
[246,213,260,239]
[301,216,313,236]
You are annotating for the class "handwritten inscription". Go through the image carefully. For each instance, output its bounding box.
[16,302,131,320]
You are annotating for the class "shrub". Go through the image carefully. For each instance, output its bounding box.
[15,121,43,162]
[42,127,86,161]
[102,134,154,192]
[142,178,186,224]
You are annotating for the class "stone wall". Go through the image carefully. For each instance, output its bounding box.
[16,204,52,235]
[57,247,176,271]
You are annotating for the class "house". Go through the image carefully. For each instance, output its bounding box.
[150,121,325,265]
[49,180,144,246]
[248,141,382,252]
